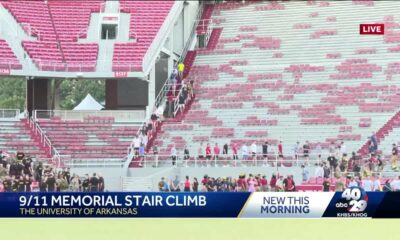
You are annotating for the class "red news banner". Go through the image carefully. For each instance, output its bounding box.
[359,24,384,35]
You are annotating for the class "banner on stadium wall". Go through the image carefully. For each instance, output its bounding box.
[0,189,399,218]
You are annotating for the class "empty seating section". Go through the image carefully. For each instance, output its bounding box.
[1,0,102,72]
[0,39,21,69]
[0,120,50,159]
[48,0,101,42]
[151,1,400,161]
[37,118,140,160]
[2,0,57,41]
[113,0,173,72]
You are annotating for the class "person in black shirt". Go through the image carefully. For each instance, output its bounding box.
[262,141,269,160]
[183,146,190,161]
[35,162,43,182]
[24,175,32,192]
[323,178,330,192]
[9,161,18,177]
[327,154,338,171]
[207,178,215,192]
[39,180,47,192]
[62,168,71,184]
[15,161,24,178]
[98,173,105,192]
[89,173,99,192]
[46,174,56,192]
[22,158,32,176]
[192,177,199,192]
[323,163,331,178]
[17,176,25,192]
[223,143,228,156]
[2,176,12,192]
[82,175,90,192]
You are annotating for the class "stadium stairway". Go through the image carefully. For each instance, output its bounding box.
[0,119,51,160]
[359,111,400,156]
[146,0,400,165]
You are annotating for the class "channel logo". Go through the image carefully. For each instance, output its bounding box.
[336,187,368,217]
[359,24,384,35]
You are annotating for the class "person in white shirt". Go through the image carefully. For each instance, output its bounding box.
[250,142,257,163]
[348,177,358,188]
[293,141,301,160]
[276,175,284,192]
[391,176,400,191]
[314,163,324,178]
[133,135,141,156]
[373,176,381,192]
[362,176,373,191]
[241,144,248,161]
[155,105,164,122]
[171,145,177,166]
[340,141,347,155]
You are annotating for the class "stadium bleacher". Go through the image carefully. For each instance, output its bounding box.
[112,0,174,72]
[1,0,400,192]
[147,1,400,166]
[1,0,102,72]
[0,120,50,159]
[0,39,22,70]
[37,117,141,163]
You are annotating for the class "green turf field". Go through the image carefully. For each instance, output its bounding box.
[1,219,398,240]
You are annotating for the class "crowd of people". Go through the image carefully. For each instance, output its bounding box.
[158,173,400,192]
[0,151,105,192]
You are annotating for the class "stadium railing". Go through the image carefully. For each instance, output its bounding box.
[28,116,61,168]
[130,153,373,168]
[0,109,20,120]
[63,157,126,168]
[34,110,145,122]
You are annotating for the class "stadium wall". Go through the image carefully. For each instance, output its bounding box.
[125,166,312,191]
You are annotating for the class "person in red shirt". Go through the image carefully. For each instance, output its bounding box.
[278,141,283,159]
[213,143,220,164]
[232,144,238,166]
[270,173,277,191]
[184,176,191,192]
[201,175,209,191]
[260,175,268,192]
[237,174,247,192]
[205,143,212,166]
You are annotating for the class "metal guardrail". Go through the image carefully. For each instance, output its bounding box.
[128,152,390,169]
[63,158,126,168]
[34,110,145,122]
[0,109,20,119]
[28,117,61,168]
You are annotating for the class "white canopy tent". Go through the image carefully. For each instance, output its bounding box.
[73,94,104,110]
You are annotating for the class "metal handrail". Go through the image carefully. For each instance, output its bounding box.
[0,109,20,119]
[29,117,62,168]
[34,110,145,122]
[127,152,397,169]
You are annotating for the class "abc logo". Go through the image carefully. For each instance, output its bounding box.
[335,202,348,208]
[340,187,368,213]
